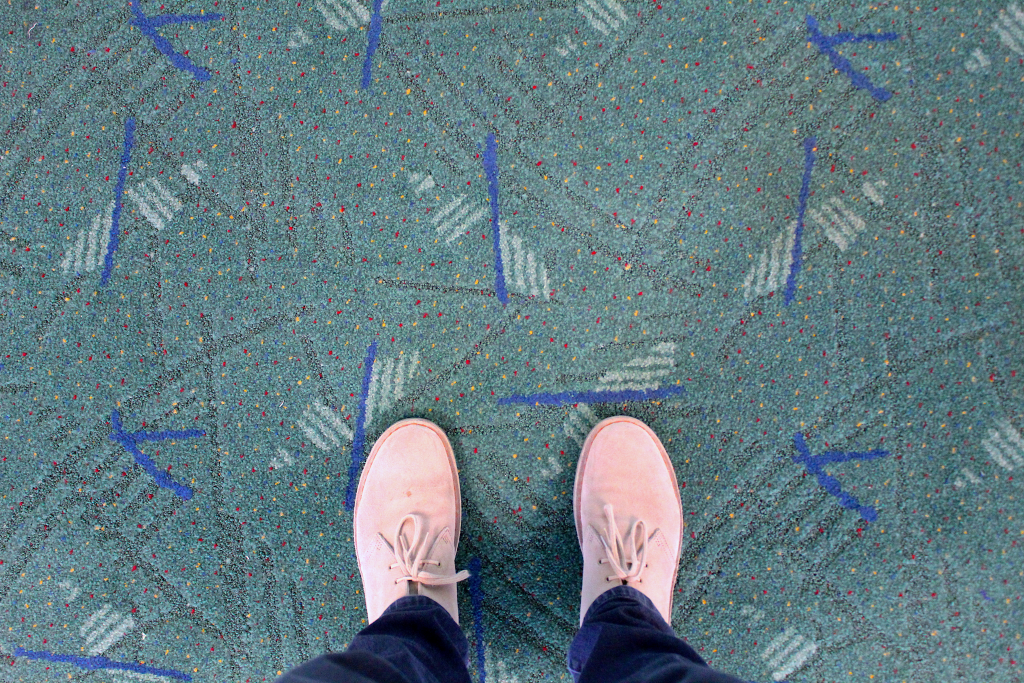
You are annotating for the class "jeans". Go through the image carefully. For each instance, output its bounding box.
[275,586,747,683]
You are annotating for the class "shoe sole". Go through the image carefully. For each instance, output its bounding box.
[352,418,462,573]
[573,416,684,612]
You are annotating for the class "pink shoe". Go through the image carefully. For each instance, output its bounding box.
[353,418,470,624]
[573,416,683,626]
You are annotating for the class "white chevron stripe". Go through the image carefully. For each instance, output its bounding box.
[862,179,887,205]
[125,179,181,231]
[624,355,675,367]
[746,251,763,292]
[312,401,353,440]
[994,4,1024,54]
[512,234,525,288]
[80,605,111,635]
[768,230,785,291]
[81,604,134,655]
[315,418,341,447]
[409,172,436,194]
[564,400,599,445]
[288,27,312,47]
[297,401,353,452]
[527,249,539,294]
[392,354,407,403]
[813,199,866,251]
[997,419,1024,458]
[577,0,629,35]
[432,194,467,223]
[992,431,1024,466]
[766,632,805,671]
[317,0,357,30]
[125,187,164,230]
[772,641,817,681]
[497,223,549,298]
[601,382,663,392]
[272,447,297,469]
[377,357,396,411]
[84,218,100,270]
[578,5,608,34]
[582,0,619,30]
[447,206,488,243]
[604,0,629,21]
[149,178,183,216]
[813,212,847,250]
[88,615,134,656]
[600,368,672,382]
[983,437,1013,470]
[964,48,991,72]
[539,456,563,477]
[57,580,80,604]
[317,0,353,29]
[567,409,588,432]
[297,417,331,450]
[362,353,418,427]
[71,226,87,272]
[555,35,579,56]
[438,202,474,239]
[181,160,206,185]
[566,426,586,446]
[834,201,866,236]
[96,206,113,269]
[761,628,795,663]
[341,0,371,24]
[64,202,114,274]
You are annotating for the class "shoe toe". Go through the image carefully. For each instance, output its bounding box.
[579,420,680,522]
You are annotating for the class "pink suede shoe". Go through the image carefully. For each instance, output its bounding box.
[353,418,470,624]
[573,415,684,626]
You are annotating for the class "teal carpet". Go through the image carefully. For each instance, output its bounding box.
[1,0,1022,681]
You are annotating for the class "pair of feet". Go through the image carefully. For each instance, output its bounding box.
[354,416,683,626]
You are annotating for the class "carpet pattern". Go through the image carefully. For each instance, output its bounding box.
[1,0,1022,681]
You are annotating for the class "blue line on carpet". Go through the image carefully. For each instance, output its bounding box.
[361,0,385,89]
[346,340,378,508]
[100,117,135,286]
[468,556,486,683]
[498,386,683,406]
[14,648,192,681]
[109,409,201,500]
[483,133,509,305]
[783,137,816,306]
[792,432,889,522]
[806,15,900,101]
[129,0,222,81]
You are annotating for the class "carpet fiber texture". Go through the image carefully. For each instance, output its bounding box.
[1,1,1022,681]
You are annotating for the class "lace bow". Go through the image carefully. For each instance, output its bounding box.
[593,504,650,583]
[378,514,470,587]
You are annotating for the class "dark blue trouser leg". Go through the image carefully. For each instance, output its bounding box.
[274,595,472,683]
[568,585,748,683]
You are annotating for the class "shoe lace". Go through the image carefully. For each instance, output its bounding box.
[377,514,471,587]
[593,504,649,584]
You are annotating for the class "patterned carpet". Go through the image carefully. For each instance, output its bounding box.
[1,0,1022,681]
